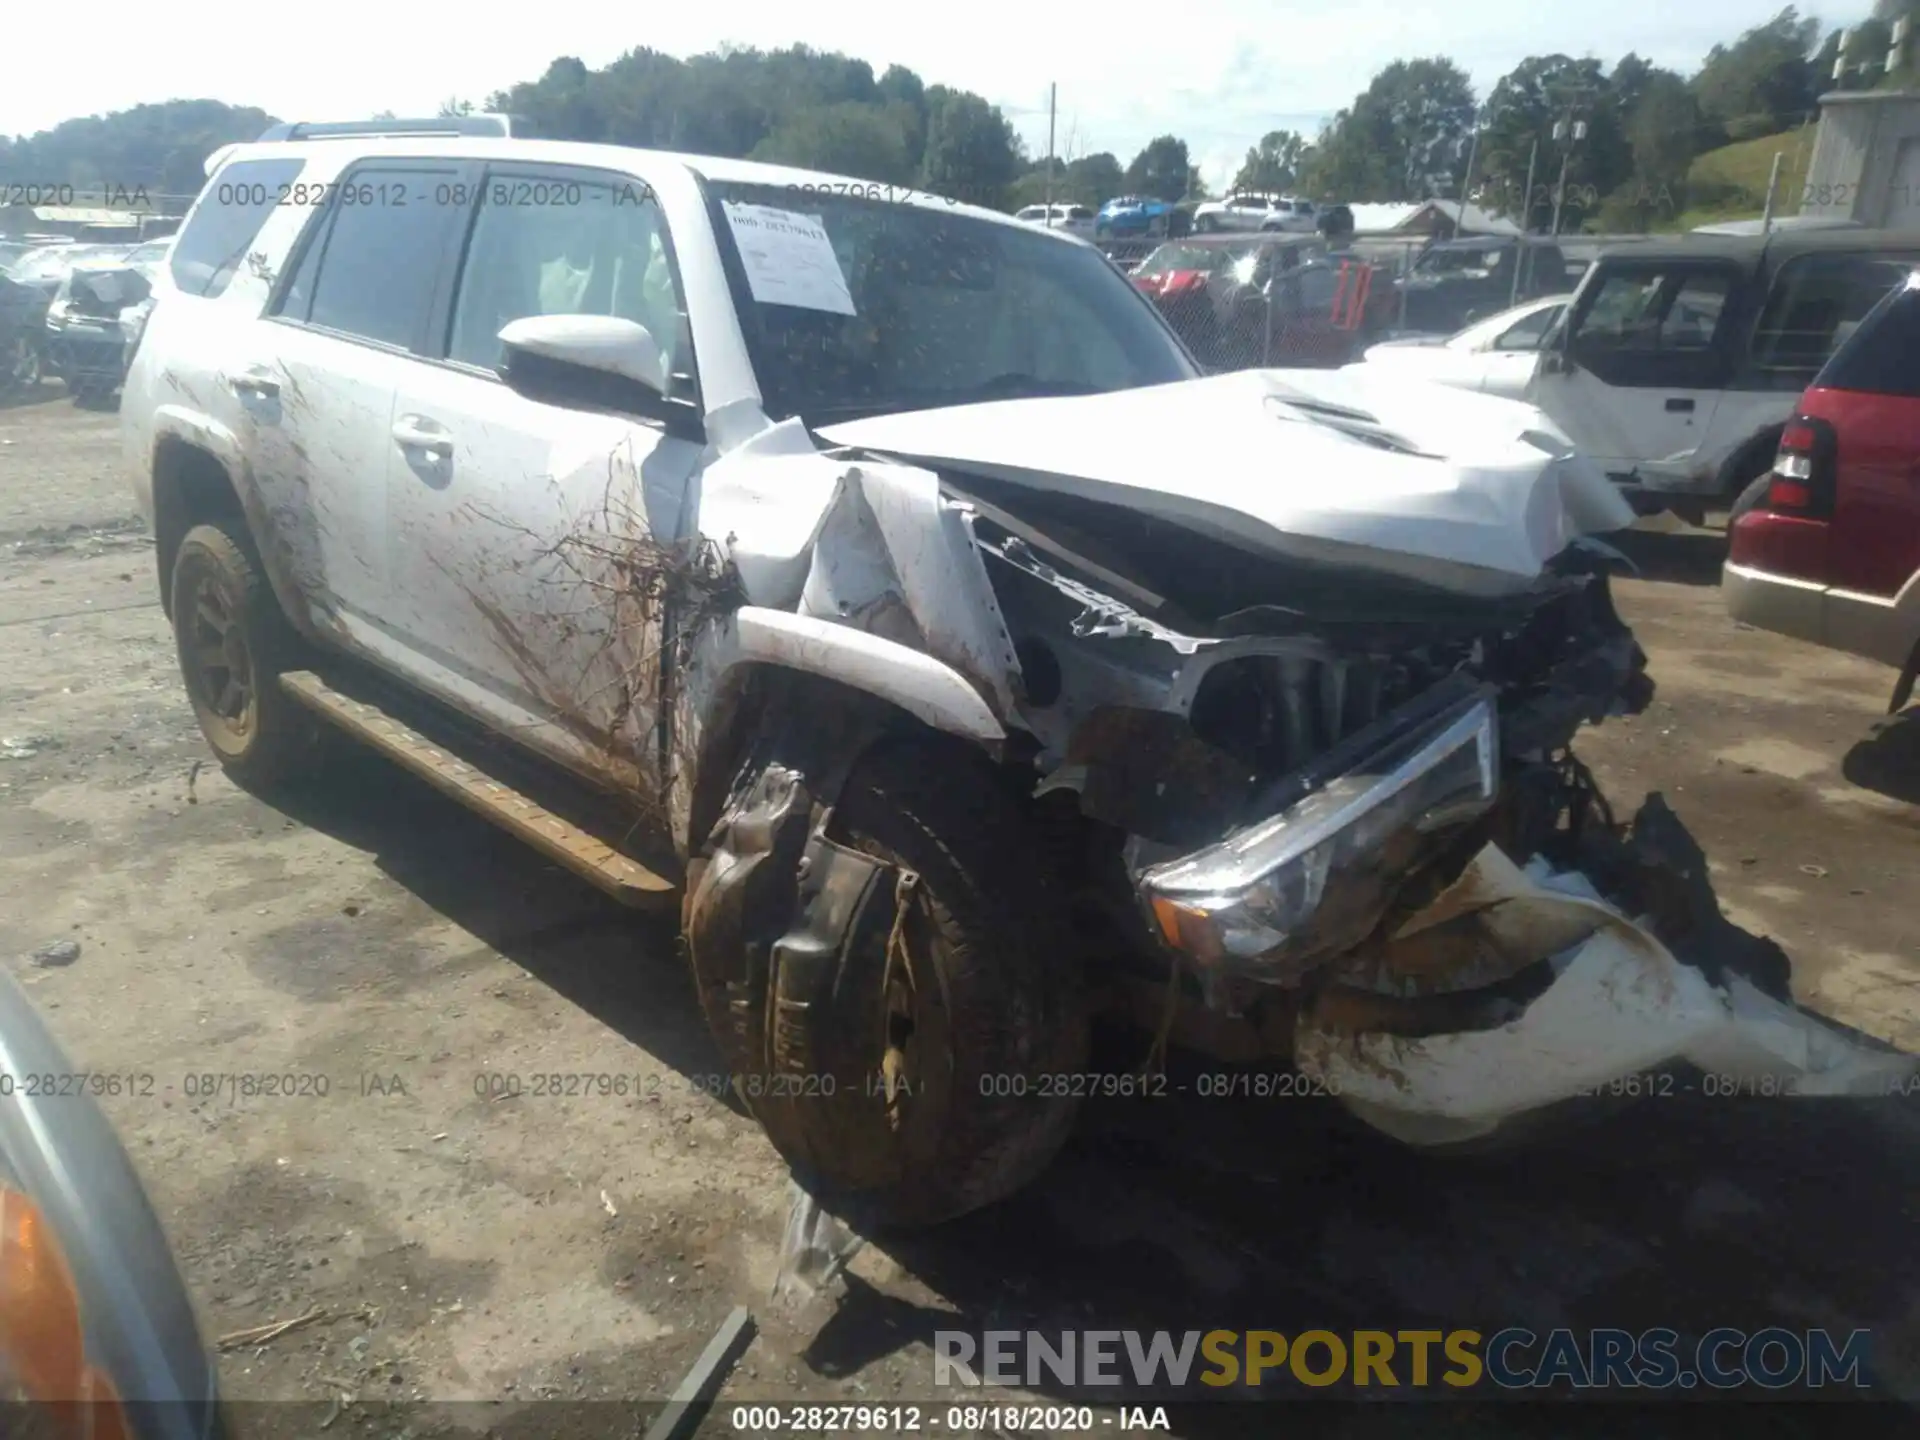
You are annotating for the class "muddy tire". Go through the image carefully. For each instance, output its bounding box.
[169,520,321,792]
[689,734,1089,1229]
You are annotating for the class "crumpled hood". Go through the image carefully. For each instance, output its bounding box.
[817,368,1633,597]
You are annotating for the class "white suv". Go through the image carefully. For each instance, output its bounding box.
[1192,193,1316,234]
[1012,202,1096,239]
[125,118,1907,1225]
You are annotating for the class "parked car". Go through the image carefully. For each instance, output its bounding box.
[1723,269,1920,715]
[1191,193,1316,235]
[1528,228,1920,525]
[0,236,76,271]
[1130,234,1384,368]
[1316,203,1356,244]
[1,243,103,400]
[1258,198,1319,234]
[0,964,229,1439]
[43,241,169,400]
[1012,202,1096,240]
[1353,293,1572,399]
[124,119,1910,1229]
[1095,193,1189,240]
[1395,235,1573,335]
[0,270,54,399]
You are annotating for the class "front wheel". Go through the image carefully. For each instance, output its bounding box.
[170,520,322,791]
[687,734,1089,1229]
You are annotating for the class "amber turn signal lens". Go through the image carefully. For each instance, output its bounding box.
[0,1186,133,1439]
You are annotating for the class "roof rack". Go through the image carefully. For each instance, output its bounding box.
[255,114,519,142]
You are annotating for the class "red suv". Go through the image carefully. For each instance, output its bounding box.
[1724,271,1920,715]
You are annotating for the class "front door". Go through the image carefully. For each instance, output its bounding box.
[1527,259,1739,484]
[383,164,704,797]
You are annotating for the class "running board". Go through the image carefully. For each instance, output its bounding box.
[279,670,676,908]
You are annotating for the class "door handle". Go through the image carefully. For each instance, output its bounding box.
[228,367,279,398]
[1665,397,1695,413]
[391,415,453,457]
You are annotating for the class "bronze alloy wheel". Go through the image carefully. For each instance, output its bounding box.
[181,571,257,748]
[168,519,318,790]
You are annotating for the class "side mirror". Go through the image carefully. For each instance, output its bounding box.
[499,314,672,397]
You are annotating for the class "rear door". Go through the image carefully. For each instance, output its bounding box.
[1527,258,1740,484]
[1812,281,1920,599]
[252,159,475,639]
[381,163,704,795]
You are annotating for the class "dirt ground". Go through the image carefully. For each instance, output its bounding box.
[2,388,1917,1436]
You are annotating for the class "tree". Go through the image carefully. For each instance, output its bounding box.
[1231,130,1310,193]
[1477,55,1632,231]
[919,90,1023,207]
[437,97,475,117]
[1123,135,1192,202]
[751,102,915,184]
[1299,59,1476,202]
[1596,67,1706,230]
[481,45,1015,203]
[1068,152,1125,205]
[1692,7,1823,137]
[0,99,277,198]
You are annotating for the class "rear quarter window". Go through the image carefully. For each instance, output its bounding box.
[170,156,307,299]
[1814,281,1920,398]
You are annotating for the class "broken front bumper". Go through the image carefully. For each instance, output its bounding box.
[1293,843,1916,1145]
[1130,687,1915,1145]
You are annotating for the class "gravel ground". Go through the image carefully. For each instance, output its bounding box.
[1,385,1917,1436]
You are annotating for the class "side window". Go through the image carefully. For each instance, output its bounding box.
[1747,251,1920,381]
[273,210,328,322]
[444,172,689,386]
[298,167,465,349]
[1572,270,1664,344]
[1569,264,1736,388]
[1656,272,1729,349]
[171,157,306,299]
[1493,306,1559,351]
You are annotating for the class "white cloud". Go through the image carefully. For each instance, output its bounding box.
[2,0,1875,196]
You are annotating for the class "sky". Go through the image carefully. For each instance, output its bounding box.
[3,1,1877,191]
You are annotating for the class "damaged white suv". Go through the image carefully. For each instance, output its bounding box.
[125,118,1912,1228]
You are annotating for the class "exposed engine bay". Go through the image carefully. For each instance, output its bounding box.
[912,466,1912,1137]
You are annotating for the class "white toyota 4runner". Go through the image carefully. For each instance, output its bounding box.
[124,118,1910,1227]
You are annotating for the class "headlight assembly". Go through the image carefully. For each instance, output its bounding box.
[1139,690,1499,980]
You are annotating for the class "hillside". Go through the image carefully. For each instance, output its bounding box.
[1672,126,1816,229]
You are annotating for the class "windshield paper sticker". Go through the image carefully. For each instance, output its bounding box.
[722,202,857,316]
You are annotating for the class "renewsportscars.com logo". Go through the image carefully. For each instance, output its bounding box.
[933,1327,1873,1392]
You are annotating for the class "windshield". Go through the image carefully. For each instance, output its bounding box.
[1137,242,1257,277]
[706,182,1195,423]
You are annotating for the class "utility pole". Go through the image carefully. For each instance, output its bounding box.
[1512,137,1539,306]
[1548,101,1588,238]
[1043,83,1057,226]
[1457,110,1482,238]
[1759,151,1785,234]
